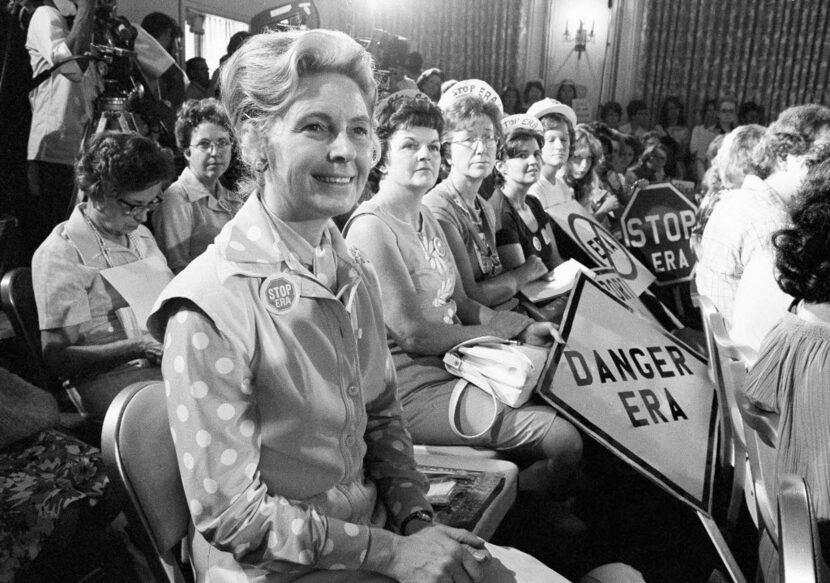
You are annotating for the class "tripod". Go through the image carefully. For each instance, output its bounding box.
[90,96,140,134]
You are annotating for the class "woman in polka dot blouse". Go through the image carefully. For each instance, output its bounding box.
[147,30,548,583]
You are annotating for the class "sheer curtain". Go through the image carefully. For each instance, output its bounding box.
[639,0,830,125]
[185,14,248,73]
[327,0,527,91]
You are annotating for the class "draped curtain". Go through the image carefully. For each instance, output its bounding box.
[327,0,528,91]
[197,14,249,72]
[639,0,830,125]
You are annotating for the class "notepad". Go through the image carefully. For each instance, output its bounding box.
[520,259,596,303]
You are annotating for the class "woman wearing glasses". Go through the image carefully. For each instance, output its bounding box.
[153,99,245,273]
[424,86,548,308]
[32,132,174,419]
[345,91,584,536]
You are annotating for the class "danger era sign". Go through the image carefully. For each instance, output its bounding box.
[536,274,717,514]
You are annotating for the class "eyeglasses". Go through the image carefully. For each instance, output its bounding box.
[116,196,161,217]
[450,134,498,150]
[190,138,232,153]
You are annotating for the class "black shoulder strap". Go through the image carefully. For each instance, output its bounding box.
[30,54,94,91]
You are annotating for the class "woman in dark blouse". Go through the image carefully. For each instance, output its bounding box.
[492,115,565,273]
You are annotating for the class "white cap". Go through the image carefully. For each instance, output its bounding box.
[500,114,544,136]
[437,79,503,114]
[527,98,577,128]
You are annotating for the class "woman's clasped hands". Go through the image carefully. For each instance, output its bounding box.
[377,524,492,583]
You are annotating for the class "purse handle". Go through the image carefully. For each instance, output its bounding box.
[447,378,499,440]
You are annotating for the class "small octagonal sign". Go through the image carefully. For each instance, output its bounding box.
[620,184,698,286]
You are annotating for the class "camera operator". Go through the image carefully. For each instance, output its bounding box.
[134,11,185,145]
[24,0,101,255]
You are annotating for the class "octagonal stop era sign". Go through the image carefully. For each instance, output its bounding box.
[620,183,698,286]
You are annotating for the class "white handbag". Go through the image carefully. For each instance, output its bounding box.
[443,336,550,439]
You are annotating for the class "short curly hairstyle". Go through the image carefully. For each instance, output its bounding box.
[715,124,765,189]
[440,95,502,141]
[174,98,233,151]
[373,92,443,183]
[773,158,830,302]
[75,132,174,203]
[753,104,830,179]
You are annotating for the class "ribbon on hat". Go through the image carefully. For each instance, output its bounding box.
[500,114,544,136]
[437,79,503,114]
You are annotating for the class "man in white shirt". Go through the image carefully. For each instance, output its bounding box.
[697,104,830,325]
[526,98,577,212]
[26,0,100,253]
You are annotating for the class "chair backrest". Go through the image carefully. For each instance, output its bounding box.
[699,295,751,450]
[777,474,830,583]
[101,380,191,583]
[736,387,780,546]
[0,267,49,387]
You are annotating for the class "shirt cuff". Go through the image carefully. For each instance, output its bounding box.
[310,518,372,570]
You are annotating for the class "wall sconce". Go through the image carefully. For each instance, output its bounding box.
[563,20,595,58]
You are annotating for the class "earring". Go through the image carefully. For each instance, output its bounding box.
[254,158,268,173]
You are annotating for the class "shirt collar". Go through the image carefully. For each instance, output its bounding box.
[214,193,362,294]
[179,167,241,211]
[63,202,151,266]
[743,174,789,209]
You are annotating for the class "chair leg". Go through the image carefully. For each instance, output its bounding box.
[725,451,747,531]
[698,511,748,583]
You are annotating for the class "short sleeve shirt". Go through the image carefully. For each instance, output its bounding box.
[152,167,245,273]
[528,174,575,213]
[26,6,101,164]
[32,203,168,346]
[493,189,562,271]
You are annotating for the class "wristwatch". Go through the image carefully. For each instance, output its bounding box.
[399,509,434,534]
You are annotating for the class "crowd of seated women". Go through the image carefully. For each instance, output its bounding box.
[9,20,830,583]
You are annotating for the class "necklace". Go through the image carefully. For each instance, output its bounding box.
[82,207,141,268]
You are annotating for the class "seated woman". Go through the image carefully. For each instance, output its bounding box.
[152,98,245,273]
[743,159,830,581]
[491,115,570,320]
[416,67,444,103]
[566,124,621,228]
[625,138,669,186]
[149,31,565,582]
[522,79,545,109]
[344,92,583,521]
[423,89,548,308]
[653,96,691,180]
[500,83,523,115]
[492,115,565,273]
[689,98,723,185]
[32,132,174,419]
